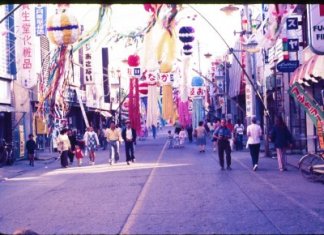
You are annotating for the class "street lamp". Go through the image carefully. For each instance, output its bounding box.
[116,69,121,125]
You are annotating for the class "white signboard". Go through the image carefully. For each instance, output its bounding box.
[15,4,37,88]
[190,86,206,97]
[128,67,141,78]
[158,73,174,86]
[308,4,324,55]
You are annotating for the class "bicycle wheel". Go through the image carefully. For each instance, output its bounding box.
[299,154,322,181]
[311,155,324,182]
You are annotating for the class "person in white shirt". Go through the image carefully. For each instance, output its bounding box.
[246,116,262,171]
[178,127,187,146]
[105,121,122,165]
[234,119,245,150]
[121,120,137,165]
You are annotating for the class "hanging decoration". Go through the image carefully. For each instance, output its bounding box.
[159,63,174,122]
[191,76,205,129]
[37,7,81,134]
[128,54,141,134]
[178,26,195,127]
[145,70,160,128]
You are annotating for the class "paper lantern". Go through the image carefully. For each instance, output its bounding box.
[128,54,140,67]
[179,26,195,43]
[191,76,204,86]
[47,12,80,46]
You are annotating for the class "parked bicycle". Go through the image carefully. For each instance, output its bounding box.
[298,150,324,183]
[0,139,15,167]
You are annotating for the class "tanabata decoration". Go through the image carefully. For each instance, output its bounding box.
[128,54,141,134]
[178,26,195,127]
[37,8,80,134]
[191,76,205,129]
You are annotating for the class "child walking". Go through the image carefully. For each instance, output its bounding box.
[26,134,37,167]
[74,145,84,166]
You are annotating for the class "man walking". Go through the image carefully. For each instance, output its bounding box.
[214,119,232,170]
[105,121,121,165]
[121,120,137,165]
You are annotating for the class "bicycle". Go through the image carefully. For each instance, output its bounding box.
[0,139,15,167]
[298,150,324,183]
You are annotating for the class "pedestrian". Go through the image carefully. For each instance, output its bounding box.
[179,127,187,146]
[56,129,71,168]
[26,134,37,167]
[84,126,100,165]
[186,124,193,143]
[207,120,215,137]
[234,119,245,150]
[174,122,181,135]
[226,119,235,150]
[246,117,262,171]
[167,130,174,148]
[67,129,77,165]
[152,124,157,139]
[212,118,221,152]
[214,119,232,170]
[270,115,294,172]
[105,121,121,165]
[195,121,207,153]
[74,144,83,166]
[121,120,137,165]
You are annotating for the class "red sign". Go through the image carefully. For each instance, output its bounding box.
[320,4,324,16]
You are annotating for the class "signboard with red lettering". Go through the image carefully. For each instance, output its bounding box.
[308,4,324,55]
[15,5,36,88]
[190,86,206,97]
[146,71,157,84]
[158,73,174,86]
[289,83,324,125]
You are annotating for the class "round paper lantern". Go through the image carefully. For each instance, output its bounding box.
[191,76,204,87]
[128,54,140,67]
[179,26,195,43]
[160,62,172,73]
[47,12,80,46]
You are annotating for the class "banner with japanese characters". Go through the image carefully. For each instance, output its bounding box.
[15,4,37,89]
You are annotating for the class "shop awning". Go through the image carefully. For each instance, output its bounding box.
[0,105,15,112]
[290,55,324,86]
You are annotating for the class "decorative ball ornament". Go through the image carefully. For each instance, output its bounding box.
[191,76,204,86]
[179,26,195,56]
[47,12,80,46]
[179,26,195,43]
[128,54,140,67]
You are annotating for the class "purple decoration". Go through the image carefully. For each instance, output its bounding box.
[183,44,193,50]
[179,36,195,43]
[179,26,195,34]
[184,52,192,56]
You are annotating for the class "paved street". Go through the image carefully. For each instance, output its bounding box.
[1,128,324,234]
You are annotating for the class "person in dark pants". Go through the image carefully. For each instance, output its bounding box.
[246,117,262,171]
[67,129,77,165]
[214,119,232,170]
[26,134,37,167]
[121,120,137,165]
[186,124,193,143]
[56,129,71,168]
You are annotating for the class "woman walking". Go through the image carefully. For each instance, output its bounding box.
[246,117,262,171]
[270,115,293,172]
[195,121,207,153]
[84,127,100,165]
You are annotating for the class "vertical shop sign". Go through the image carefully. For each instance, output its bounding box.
[84,43,93,84]
[308,4,324,55]
[15,4,36,88]
[35,6,46,36]
[19,125,25,157]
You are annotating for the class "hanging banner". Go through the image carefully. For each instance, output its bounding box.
[19,125,25,157]
[317,120,324,149]
[289,83,324,125]
[35,6,46,36]
[15,4,37,88]
[84,43,94,84]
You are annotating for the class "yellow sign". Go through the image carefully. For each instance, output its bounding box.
[35,115,47,134]
[317,120,324,150]
[19,125,25,157]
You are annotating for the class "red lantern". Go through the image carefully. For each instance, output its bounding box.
[128,54,140,67]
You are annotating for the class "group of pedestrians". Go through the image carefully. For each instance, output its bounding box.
[186,115,294,172]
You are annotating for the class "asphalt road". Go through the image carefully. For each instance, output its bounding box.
[1,127,324,234]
